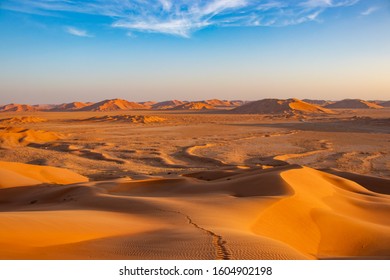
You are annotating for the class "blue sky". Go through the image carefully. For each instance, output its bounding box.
[0,0,389,104]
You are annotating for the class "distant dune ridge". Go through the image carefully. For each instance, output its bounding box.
[1,98,388,113]
[50,102,93,111]
[139,101,157,108]
[302,99,334,106]
[79,99,148,111]
[325,99,384,109]
[230,98,334,115]
[152,100,186,109]
[0,104,37,112]
[203,99,244,107]
[86,115,166,123]
[380,101,390,107]
[170,101,216,110]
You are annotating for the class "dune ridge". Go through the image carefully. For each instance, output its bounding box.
[0,161,389,260]
[0,104,37,112]
[0,161,88,188]
[325,99,383,109]
[85,115,166,123]
[171,102,216,110]
[79,99,148,111]
[51,102,93,111]
[230,98,334,115]
[1,98,388,112]
[152,100,186,109]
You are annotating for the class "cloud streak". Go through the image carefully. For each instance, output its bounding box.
[65,27,92,37]
[361,6,379,16]
[2,0,360,37]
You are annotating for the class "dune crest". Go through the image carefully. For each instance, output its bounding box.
[171,102,216,110]
[0,104,37,112]
[325,99,383,109]
[231,98,334,114]
[51,102,93,111]
[79,99,147,111]
[0,161,88,188]
[152,100,186,109]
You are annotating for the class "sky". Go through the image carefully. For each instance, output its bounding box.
[0,0,389,104]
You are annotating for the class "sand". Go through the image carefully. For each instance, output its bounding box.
[171,102,216,110]
[0,126,62,147]
[0,107,389,260]
[0,104,37,112]
[50,102,93,111]
[325,99,383,109]
[85,115,166,123]
[152,100,186,109]
[0,116,47,124]
[80,99,148,111]
[230,98,334,115]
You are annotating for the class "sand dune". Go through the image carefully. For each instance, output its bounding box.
[380,101,390,107]
[51,102,93,111]
[0,126,62,147]
[302,99,334,106]
[79,99,147,111]
[85,115,166,123]
[0,161,88,188]
[2,98,388,112]
[0,104,37,112]
[139,101,157,108]
[152,100,186,109]
[325,99,383,109]
[0,161,389,259]
[203,99,242,107]
[231,98,334,115]
[171,102,216,110]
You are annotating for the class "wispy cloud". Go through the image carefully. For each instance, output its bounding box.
[65,27,92,37]
[2,0,360,37]
[361,6,379,16]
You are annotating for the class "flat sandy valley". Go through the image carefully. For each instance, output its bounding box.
[0,108,390,260]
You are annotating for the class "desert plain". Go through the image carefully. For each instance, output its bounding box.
[0,99,389,260]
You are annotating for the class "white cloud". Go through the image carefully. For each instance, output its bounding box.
[159,0,172,11]
[361,6,379,16]
[65,26,92,37]
[113,19,208,38]
[3,0,361,37]
[301,0,359,8]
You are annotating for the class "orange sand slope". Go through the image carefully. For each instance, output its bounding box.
[0,162,389,260]
[0,161,89,188]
